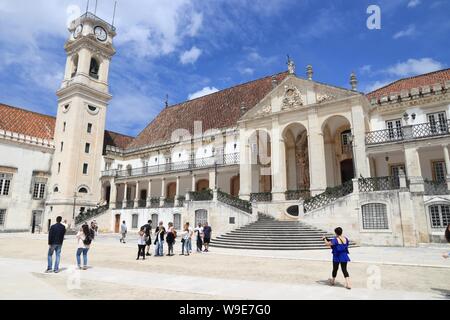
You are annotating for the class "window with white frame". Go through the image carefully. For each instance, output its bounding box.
[429,204,450,228]
[432,161,446,182]
[427,111,447,133]
[131,214,139,229]
[361,203,389,230]
[0,173,12,196]
[0,209,6,226]
[33,182,46,199]
[386,119,402,140]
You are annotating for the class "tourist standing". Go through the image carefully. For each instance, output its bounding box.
[203,222,212,252]
[166,222,176,256]
[46,216,66,273]
[443,223,450,259]
[194,223,203,253]
[154,221,165,256]
[323,227,351,289]
[62,219,68,230]
[181,223,190,256]
[120,221,127,244]
[137,227,146,260]
[143,220,152,256]
[186,222,193,253]
[76,224,94,270]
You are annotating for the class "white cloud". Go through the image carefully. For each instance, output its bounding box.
[386,58,444,77]
[239,67,255,75]
[393,25,416,39]
[359,65,372,74]
[407,0,421,8]
[186,12,203,37]
[362,80,393,93]
[180,46,202,64]
[188,87,219,100]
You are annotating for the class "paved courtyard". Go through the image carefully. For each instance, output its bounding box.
[0,233,449,300]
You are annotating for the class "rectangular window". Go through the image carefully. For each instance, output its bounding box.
[132,214,139,229]
[0,209,5,226]
[427,111,448,134]
[229,217,236,224]
[0,173,12,196]
[362,203,389,229]
[63,122,66,132]
[429,205,450,228]
[60,142,64,152]
[58,163,61,174]
[87,123,93,133]
[85,143,91,154]
[33,183,46,199]
[386,119,402,140]
[83,163,88,175]
[432,160,446,182]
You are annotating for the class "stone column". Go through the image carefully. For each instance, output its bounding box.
[110,181,117,208]
[271,121,287,201]
[442,145,450,191]
[308,108,327,195]
[134,181,140,208]
[350,103,370,178]
[122,182,128,209]
[146,180,152,207]
[239,129,252,200]
[175,176,181,206]
[191,174,196,191]
[160,178,166,207]
[404,145,424,192]
[209,170,217,190]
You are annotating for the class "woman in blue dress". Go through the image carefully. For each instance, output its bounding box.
[323,227,351,289]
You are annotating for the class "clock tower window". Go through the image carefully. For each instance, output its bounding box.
[71,54,79,78]
[89,58,100,79]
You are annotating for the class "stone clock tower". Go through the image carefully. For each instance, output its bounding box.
[45,12,116,227]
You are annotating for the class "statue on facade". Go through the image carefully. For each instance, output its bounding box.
[287,55,296,74]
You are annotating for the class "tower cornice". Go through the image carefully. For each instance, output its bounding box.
[56,82,112,104]
[65,35,115,60]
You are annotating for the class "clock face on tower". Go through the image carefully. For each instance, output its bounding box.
[73,24,83,39]
[94,26,107,42]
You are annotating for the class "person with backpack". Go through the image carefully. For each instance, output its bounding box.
[323,227,351,289]
[181,223,191,256]
[143,220,152,256]
[166,222,176,256]
[76,223,94,270]
[137,227,146,260]
[154,221,165,257]
[46,216,66,273]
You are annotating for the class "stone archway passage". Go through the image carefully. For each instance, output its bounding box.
[283,123,309,191]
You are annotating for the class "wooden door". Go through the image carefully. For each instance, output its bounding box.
[114,214,120,233]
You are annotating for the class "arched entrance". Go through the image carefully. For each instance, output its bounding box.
[230,175,240,197]
[283,123,309,191]
[249,130,272,193]
[196,179,209,191]
[322,115,354,187]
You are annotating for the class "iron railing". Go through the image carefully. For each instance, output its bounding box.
[102,153,240,179]
[125,200,134,208]
[217,190,252,213]
[285,190,311,201]
[358,176,400,192]
[163,198,175,208]
[115,201,123,209]
[366,120,450,145]
[250,192,272,202]
[75,204,109,225]
[424,180,449,195]
[138,199,146,208]
[150,197,160,208]
[188,189,213,201]
[303,181,353,213]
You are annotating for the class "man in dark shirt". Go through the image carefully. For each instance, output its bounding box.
[46,216,66,273]
[203,222,212,252]
[143,220,152,256]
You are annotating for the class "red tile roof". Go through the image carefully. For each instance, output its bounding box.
[0,103,55,140]
[127,72,289,149]
[367,68,450,101]
[0,103,133,149]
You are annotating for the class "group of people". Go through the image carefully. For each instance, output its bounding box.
[120,220,212,260]
[46,216,96,273]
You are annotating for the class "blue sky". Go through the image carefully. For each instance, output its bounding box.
[0,0,449,136]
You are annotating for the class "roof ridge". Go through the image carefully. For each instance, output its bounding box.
[368,67,450,95]
[105,129,135,139]
[165,71,288,108]
[0,102,56,120]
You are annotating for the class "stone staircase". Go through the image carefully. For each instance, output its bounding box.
[210,214,355,250]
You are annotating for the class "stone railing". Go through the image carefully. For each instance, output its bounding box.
[358,176,400,192]
[366,120,450,145]
[137,199,146,208]
[217,190,252,214]
[303,180,353,213]
[285,190,311,201]
[250,192,272,202]
[0,129,54,148]
[75,204,109,225]
[424,180,449,195]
